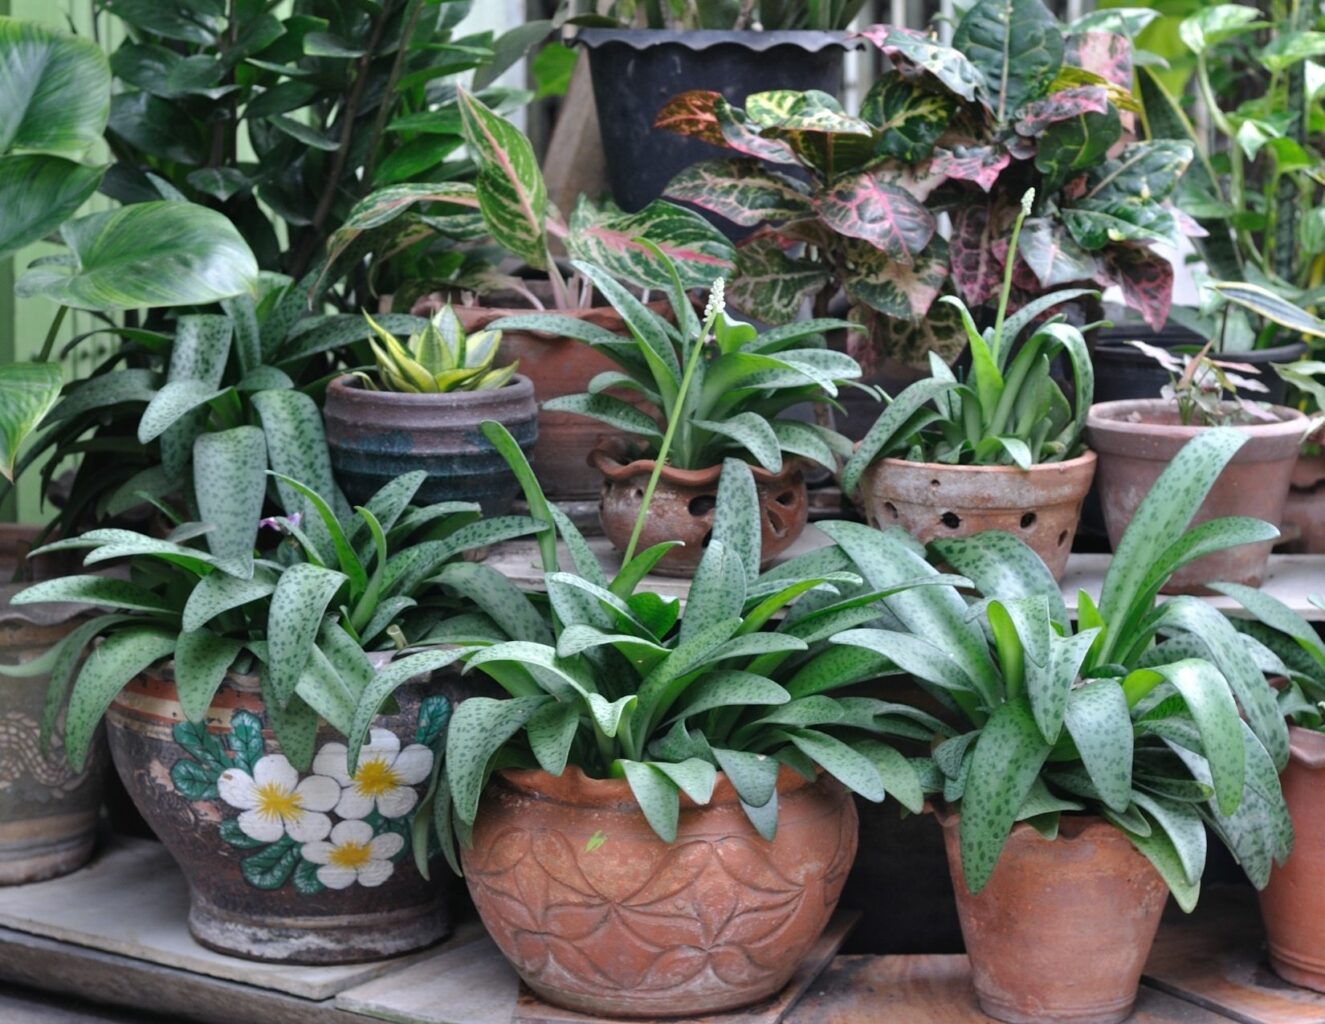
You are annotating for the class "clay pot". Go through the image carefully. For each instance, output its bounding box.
[445,291,674,502]
[939,811,1169,1024]
[1086,400,1307,593]
[1258,726,1325,990]
[590,438,808,577]
[322,373,537,516]
[858,452,1097,581]
[105,665,451,964]
[0,584,107,884]
[1282,446,1325,553]
[462,765,858,1018]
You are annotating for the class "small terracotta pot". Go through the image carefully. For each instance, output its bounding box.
[462,765,857,1018]
[1259,727,1325,990]
[322,373,537,516]
[105,665,451,964]
[1086,400,1307,593]
[858,452,1097,581]
[1282,445,1325,553]
[590,438,808,577]
[0,583,107,885]
[940,810,1168,1024]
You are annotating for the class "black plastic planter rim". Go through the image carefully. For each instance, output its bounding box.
[573,28,861,52]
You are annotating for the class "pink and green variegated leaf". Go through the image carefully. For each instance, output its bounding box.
[456,88,549,270]
[565,195,735,290]
[1018,217,1103,287]
[654,91,797,165]
[842,236,950,320]
[662,159,812,228]
[323,183,478,268]
[728,229,831,325]
[814,169,935,261]
[950,201,1011,306]
[1103,246,1175,331]
[860,77,957,162]
[868,159,951,202]
[745,90,874,136]
[856,25,985,104]
[928,145,1011,192]
[853,295,968,373]
[1066,31,1133,90]
[1015,86,1111,137]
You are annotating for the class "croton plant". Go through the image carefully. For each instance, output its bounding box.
[656,0,1193,368]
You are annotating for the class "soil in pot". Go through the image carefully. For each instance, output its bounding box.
[859,453,1097,581]
[322,373,537,516]
[1086,400,1307,592]
[939,810,1169,1024]
[462,764,858,1019]
[105,665,453,964]
[591,438,808,577]
[1258,727,1325,991]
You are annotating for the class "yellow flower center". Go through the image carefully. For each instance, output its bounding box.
[354,758,402,798]
[254,782,301,821]
[327,841,373,870]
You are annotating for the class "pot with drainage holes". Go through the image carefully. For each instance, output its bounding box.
[859,453,1097,581]
[589,438,808,577]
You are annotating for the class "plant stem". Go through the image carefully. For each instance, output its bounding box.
[361,0,424,189]
[37,306,68,363]
[993,194,1031,358]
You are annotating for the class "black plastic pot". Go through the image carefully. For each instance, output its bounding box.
[576,29,853,218]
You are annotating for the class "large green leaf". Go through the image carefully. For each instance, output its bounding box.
[264,564,347,705]
[954,0,1065,121]
[345,649,471,773]
[175,627,243,722]
[446,694,551,826]
[181,567,275,633]
[1062,680,1132,812]
[0,17,110,157]
[1213,281,1325,340]
[10,574,175,615]
[0,155,103,260]
[17,201,258,311]
[0,361,62,481]
[192,426,265,576]
[65,627,176,771]
[1147,659,1246,816]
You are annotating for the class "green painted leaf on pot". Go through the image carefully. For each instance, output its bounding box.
[0,361,62,481]
[241,837,300,890]
[0,17,110,157]
[228,709,264,775]
[65,627,176,771]
[172,759,218,801]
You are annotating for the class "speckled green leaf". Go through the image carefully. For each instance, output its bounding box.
[785,645,896,699]
[1117,810,1201,912]
[682,541,746,645]
[250,388,345,525]
[346,648,471,774]
[696,414,781,473]
[447,694,551,827]
[670,671,789,722]
[137,380,224,444]
[10,574,173,615]
[175,628,243,722]
[618,760,681,842]
[526,700,579,776]
[654,757,718,807]
[33,528,218,574]
[65,627,175,770]
[1131,791,1206,887]
[712,746,780,809]
[1150,658,1245,816]
[959,697,1053,893]
[571,260,682,387]
[222,293,261,374]
[1063,680,1132,812]
[192,426,265,575]
[786,728,885,801]
[635,616,743,737]
[856,740,925,813]
[840,380,963,496]
[45,368,157,424]
[181,567,275,633]
[464,641,593,703]
[932,531,1068,628]
[20,614,133,754]
[264,563,346,705]
[830,629,974,695]
[1140,519,1281,607]
[542,394,662,445]
[259,679,318,773]
[1211,582,1325,673]
[431,562,551,645]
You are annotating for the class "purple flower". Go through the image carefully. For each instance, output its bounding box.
[259,512,301,533]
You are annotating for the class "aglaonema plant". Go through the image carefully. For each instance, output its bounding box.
[346,420,971,873]
[3,432,546,775]
[828,428,1292,904]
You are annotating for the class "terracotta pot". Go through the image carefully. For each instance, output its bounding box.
[939,810,1168,1024]
[443,290,674,502]
[1086,400,1307,593]
[105,665,452,964]
[858,452,1097,581]
[590,438,808,577]
[0,584,107,884]
[1282,447,1325,553]
[1258,726,1325,990]
[462,765,857,1018]
[322,373,537,516]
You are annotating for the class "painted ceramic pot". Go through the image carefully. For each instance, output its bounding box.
[322,373,537,516]
[858,452,1097,581]
[590,438,808,577]
[0,585,107,884]
[939,811,1168,1024]
[462,765,857,1018]
[105,664,451,964]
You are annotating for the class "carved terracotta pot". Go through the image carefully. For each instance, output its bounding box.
[591,438,808,577]
[105,665,451,964]
[1259,727,1325,990]
[858,452,1097,581]
[940,810,1168,1024]
[0,585,107,884]
[1086,400,1306,592]
[462,766,858,1018]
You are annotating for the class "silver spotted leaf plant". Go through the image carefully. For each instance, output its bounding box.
[828,428,1293,906]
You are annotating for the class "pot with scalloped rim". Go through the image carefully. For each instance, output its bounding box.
[104,664,452,964]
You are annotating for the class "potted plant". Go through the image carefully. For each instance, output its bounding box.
[330,88,736,500]
[348,420,950,1016]
[6,443,544,963]
[491,258,864,575]
[323,306,536,514]
[830,428,1293,1024]
[837,190,1096,581]
[1087,341,1312,591]
[566,1,864,214]
[1220,586,1325,991]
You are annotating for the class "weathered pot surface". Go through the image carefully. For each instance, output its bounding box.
[322,373,537,516]
[591,438,808,577]
[1259,726,1325,990]
[0,582,107,885]
[1283,442,1325,553]
[859,451,1097,581]
[939,809,1168,1024]
[462,765,858,1018]
[105,664,452,964]
[1086,400,1307,592]
[415,287,673,501]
